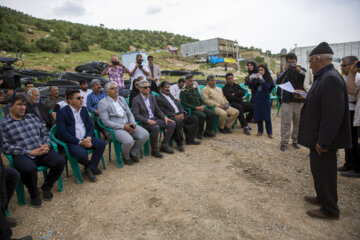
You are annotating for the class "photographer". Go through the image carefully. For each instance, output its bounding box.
[102,55,130,97]
[147,56,162,93]
[276,53,306,152]
[129,54,149,91]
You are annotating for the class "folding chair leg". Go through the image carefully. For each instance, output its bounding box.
[101,155,106,170]
[144,140,150,156]
[114,141,123,168]
[57,176,63,192]
[15,179,26,205]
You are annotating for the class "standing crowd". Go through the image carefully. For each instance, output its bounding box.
[1,43,360,239]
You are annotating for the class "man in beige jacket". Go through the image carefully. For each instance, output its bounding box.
[201,75,239,134]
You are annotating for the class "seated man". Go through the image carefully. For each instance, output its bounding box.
[180,74,216,139]
[98,82,149,165]
[202,75,239,134]
[24,81,43,103]
[132,80,176,158]
[222,72,254,135]
[44,86,63,111]
[0,94,65,208]
[156,81,201,151]
[170,78,185,102]
[87,79,107,134]
[79,79,92,107]
[25,88,55,131]
[0,131,20,228]
[57,90,106,182]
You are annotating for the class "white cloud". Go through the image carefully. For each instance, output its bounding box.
[53,1,86,17]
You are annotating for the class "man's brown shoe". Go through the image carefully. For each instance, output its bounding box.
[306,209,339,220]
[304,196,320,205]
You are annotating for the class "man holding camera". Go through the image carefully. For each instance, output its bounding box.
[276,53,306,152]
[129,54,149,91]
[147,56,162,93]
[102,55,130,97]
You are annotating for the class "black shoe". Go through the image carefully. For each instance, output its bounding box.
[280,145,287,152]
[218,128,227,134]
[160,146,175,154]
[123,158,134,165]
[292,143,301,149]
[197,134,203,140]
[338,165,352,172]
[341,170,360,178]
[41,185,53,201]
[11,236,33,240]
[177,144,185,152]
[92,169,103,175]
[6,217,20,228]
[186,139,201,145]
[130,154,140,163]
[84,168,97,182]
[244,128,251,135]
[204,130,215,137]
[30,195,42,208]
[225,127,232,134]
[151,151,163,158]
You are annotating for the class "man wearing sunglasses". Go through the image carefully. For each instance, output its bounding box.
[56,90,106,182]
[132,80,176,158]
[98,82,149,165]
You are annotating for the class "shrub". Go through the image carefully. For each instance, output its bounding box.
[35,38,61,53]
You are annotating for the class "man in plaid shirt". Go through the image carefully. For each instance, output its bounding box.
[0,95,65,208]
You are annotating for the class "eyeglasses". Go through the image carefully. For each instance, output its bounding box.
[109,87,118,90]
[74,96,84,100]
[141,86,150,89]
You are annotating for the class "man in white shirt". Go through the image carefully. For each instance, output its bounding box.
[98,82,149,165]
[56,89,106,182]
[339,56,360,178]
[129,54,149,90]
[170,78,185,102]
[79,79,93,107]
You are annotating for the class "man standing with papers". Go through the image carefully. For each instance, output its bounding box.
[276,53,306,152]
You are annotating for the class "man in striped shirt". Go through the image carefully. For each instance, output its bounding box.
[0,94,65,208]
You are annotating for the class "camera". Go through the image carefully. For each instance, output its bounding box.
[0,57,22,89]
[288,62,296,71]
[112,61,119,65]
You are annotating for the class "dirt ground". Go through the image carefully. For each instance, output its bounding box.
[6,110,360,240]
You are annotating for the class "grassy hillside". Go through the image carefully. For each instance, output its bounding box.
[0,6,198,53]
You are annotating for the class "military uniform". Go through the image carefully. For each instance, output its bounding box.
[180,87,216,136]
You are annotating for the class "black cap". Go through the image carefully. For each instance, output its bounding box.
[309,42,334,56]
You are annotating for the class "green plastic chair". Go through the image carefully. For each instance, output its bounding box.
[97,118,124,168]
[151,91,159,97]
[216,84,224,89]
[50,125,106,184]
[5,141,64,205]
[198,85,205,93]
[0,107,4,120]
[240,83,251,102]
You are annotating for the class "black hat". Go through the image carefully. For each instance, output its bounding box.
[309,42,334,56]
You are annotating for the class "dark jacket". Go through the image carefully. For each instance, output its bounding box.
[26,101,55,130]
[156,94,185,118]
[298,64,351,150]
[222,83,245,104]
[56,105,95,145]
[132,94,165,124]
[276,67,306,103]
[0,131,7,213]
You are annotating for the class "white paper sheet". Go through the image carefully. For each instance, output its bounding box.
[278,81,307,98]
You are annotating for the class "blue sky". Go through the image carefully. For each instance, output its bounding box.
[2,0,359,53]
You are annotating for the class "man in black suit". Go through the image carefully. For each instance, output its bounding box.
[26,88,55,131]
[156,81,200,152]
[132,80,176,158]
[298,42,352,219]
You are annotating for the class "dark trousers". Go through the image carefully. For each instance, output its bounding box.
[68,138,106,171]
[310,149,339,216]
[13,150,65,198]
[230,102,254,128]
[171,115,199,144]
[257,120,272,135]
[192,109,216,134]
[4,168,19,211]
[0,211,12,240]
[142,119,176,152]
[344,110,359,171]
